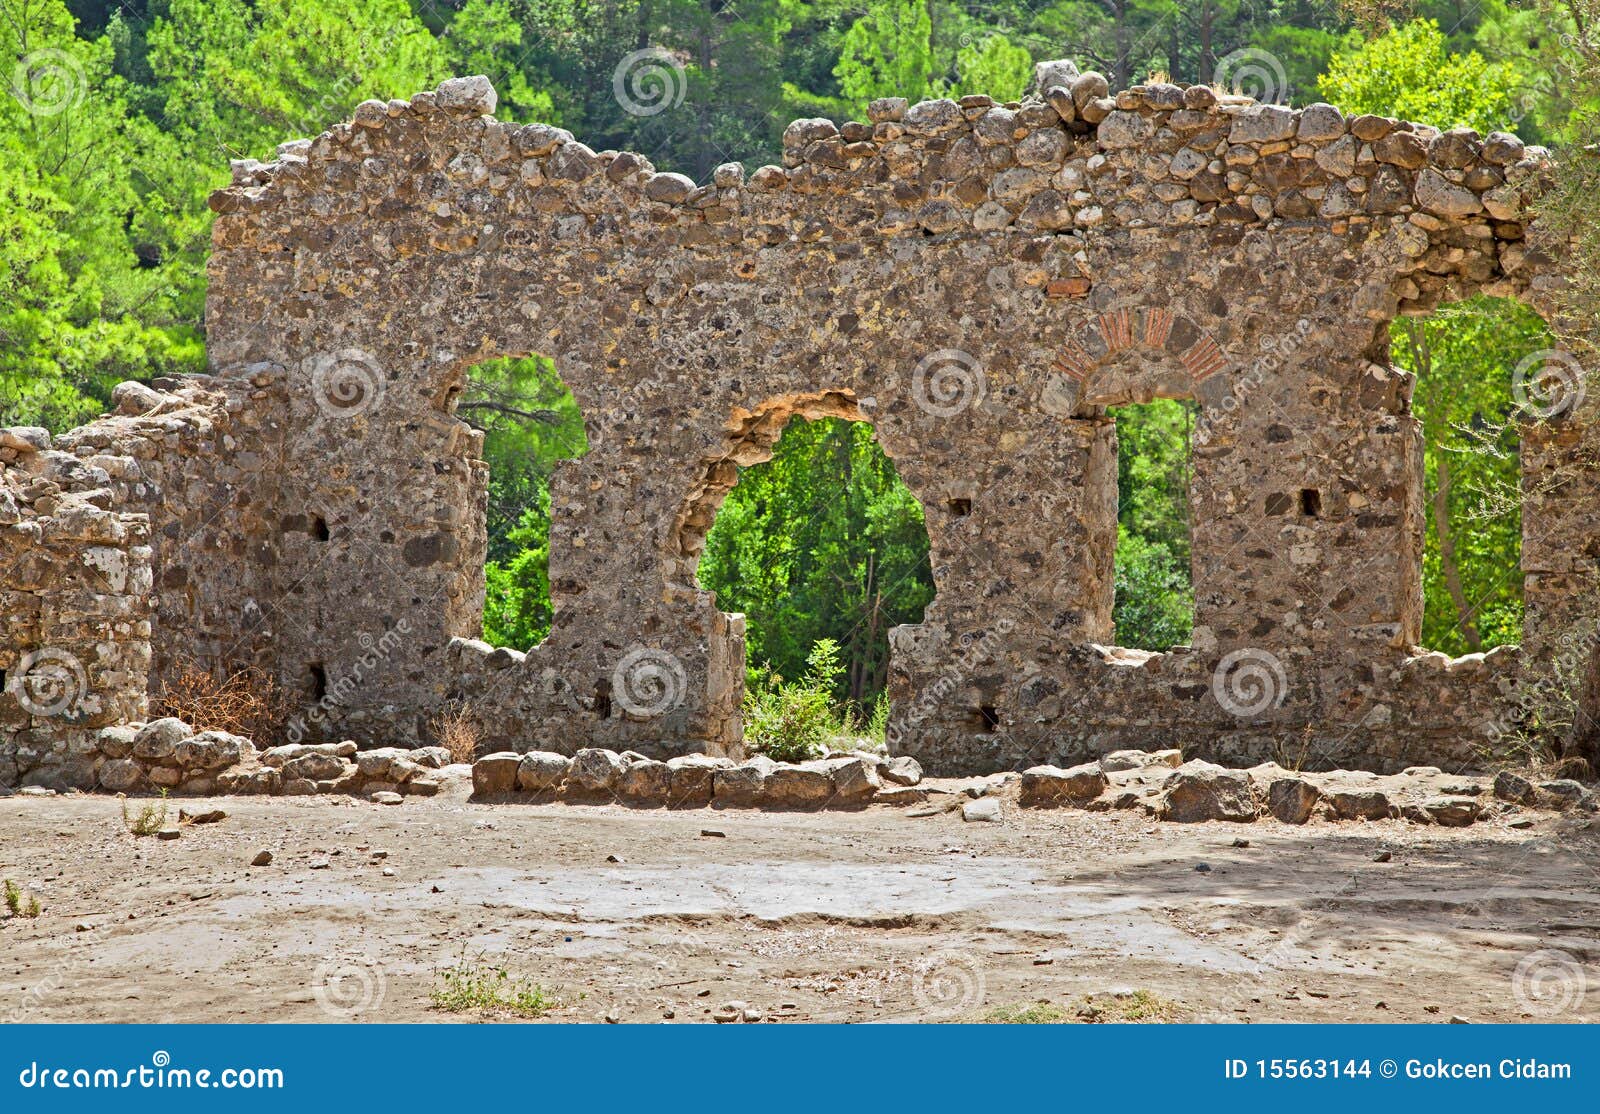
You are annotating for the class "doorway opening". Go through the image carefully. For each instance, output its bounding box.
[696,414,934,755]
[1393,295,1547,654]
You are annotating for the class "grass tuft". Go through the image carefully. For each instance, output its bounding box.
[429,955,561,1018]
[120,790,169,837]
[3,879,41,918]
[978,1001,1071,1024]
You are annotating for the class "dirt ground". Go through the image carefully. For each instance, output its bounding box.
[3,771,1598,1024]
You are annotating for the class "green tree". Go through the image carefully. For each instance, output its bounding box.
[950,32,1033,101]
[698,417,934,710]
[1316,18,1521,133]
[1112,399,1193,649]
[0,0,204,429]
[834,0,938,107]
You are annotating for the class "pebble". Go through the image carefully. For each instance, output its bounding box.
[309,858,330,869]
[1372,850,1393,863]
[156,828,180,841]
[700,829,725,838]
[961,797,1002,823]
[371,792,403,805]
[250,850,274,866]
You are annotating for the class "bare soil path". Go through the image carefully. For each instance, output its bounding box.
[3,775,1597,1023]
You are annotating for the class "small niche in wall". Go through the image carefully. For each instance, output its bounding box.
[972,705,1000,733]
[1299,488,1322,517]
[948,498,973,517]
[308,663,328,702]
[594,678,613,719]
[311,515,331,541]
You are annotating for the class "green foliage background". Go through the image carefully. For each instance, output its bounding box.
[4,0,1593,708]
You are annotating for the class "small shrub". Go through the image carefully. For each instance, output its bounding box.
[430,955,560,1018]
[429,703,482,765]
[153,659,291,742]
[120,790,169,837]
[743,639,847,763]
[3,880,40,919]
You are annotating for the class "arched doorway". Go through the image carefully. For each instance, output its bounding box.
[675,392,935,759]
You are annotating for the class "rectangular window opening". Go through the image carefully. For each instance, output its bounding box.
[1111,400,1195,650]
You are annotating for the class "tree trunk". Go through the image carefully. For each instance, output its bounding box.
[1112,0,1131,91]
[1431,454,1483,652]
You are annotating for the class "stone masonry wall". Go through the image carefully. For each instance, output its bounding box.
[4,63,1594,786]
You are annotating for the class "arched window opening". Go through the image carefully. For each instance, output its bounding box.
[1394,295,1548,654]
[459,355,588,651]
[1111,398,1195,650]
[696,415,934,758]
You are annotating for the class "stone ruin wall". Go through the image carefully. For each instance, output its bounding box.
[4,65,1598,790]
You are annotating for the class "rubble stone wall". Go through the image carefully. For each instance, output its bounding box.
[4,66,1595,787]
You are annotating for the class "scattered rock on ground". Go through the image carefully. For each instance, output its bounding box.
[1158,762,1259,823]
